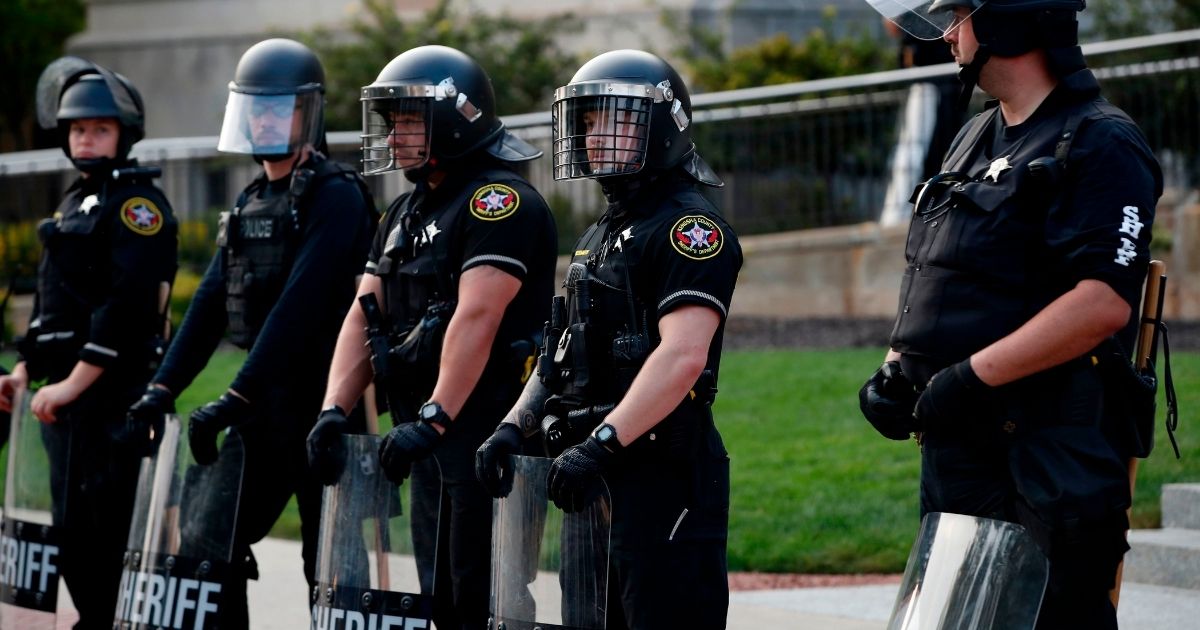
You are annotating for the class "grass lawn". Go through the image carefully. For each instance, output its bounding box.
[3,347,1198,573]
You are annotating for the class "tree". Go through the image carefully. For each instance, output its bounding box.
[302,0,583,131]
[668,7,896,93]
[0,0,86,152]
[1087,0,1200,39]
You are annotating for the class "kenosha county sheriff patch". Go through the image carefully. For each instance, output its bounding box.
[670,215,723,260]
[470,183,520,221]
[119,197,164,236]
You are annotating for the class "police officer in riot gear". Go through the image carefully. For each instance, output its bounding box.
[476,49,741,629]
[0,58,177,629]
[124,38,376,625]
[860,2,1162,628]
[306,45,556,629]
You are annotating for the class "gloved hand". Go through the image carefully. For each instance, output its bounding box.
[859,361,919,440]
[124,385,175,457]
[914,359,990,433]
[307,406,350,485]
[378,421,443,485]
[547,436,614,513]
[189,392,251,465]
[475,423,524,498]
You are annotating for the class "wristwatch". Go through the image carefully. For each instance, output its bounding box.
[592,422,623,454]
[418,401,451,429]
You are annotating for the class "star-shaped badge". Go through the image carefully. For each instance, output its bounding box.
[984,155,1012,183]
[613,227,634,252]
[80,194,100,215]
[423,221,441,243]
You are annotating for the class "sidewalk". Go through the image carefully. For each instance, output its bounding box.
[247,537,1200,630]
[54,535,1200,628]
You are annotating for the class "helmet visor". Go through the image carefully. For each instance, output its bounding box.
[217,91,323,156]
[552,94,651,181]
[867,0,983,41]
[360,96,432,176]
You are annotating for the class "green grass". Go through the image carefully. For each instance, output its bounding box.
[3,348,1198,573]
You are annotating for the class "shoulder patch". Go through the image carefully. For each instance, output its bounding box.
[669,215,724,260]
[119,197,165,236]
[470,183,520,221]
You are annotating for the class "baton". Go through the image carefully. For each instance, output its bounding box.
[1110,259,1166,609]
[354,276,392,591]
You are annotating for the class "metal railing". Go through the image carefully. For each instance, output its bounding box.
[3,30,1200,244]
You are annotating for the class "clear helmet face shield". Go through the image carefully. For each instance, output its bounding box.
[217,90,323,156]
[552,92,652,181]
[866,0,983,41]
[360,93,433,176]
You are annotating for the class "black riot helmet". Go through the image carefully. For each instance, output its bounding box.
[218,38,328,160]
[929,0,1085,57]
[360,45,540,179]
[552,49,721,187]
[36,56,146,174]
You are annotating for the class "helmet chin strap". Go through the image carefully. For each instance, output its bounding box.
[956,46,993,111]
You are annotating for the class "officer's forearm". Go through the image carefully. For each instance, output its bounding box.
[971,279,1131,386]
[323,283,378,412]
[428,300,505,420]
[603,305,719,446]
[61,360,105,396]
[501,376,551,437]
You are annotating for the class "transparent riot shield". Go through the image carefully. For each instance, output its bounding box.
[0,390,63,630]
[490,455,611,630]
[311,434,440,629]
[888,512,1050,630]
[114,414,244,630]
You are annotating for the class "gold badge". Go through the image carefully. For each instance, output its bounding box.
[670,215,723,260]
[470,183,520,221]
[119,197,164,236]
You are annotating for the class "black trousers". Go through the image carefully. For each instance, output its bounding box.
[920,428,1130,630]
[409,428,493,630]
[42,388,143,630]
[216,407,325,629]
[603,411,731,630]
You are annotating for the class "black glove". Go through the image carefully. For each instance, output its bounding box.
[124,385,175,457]
[914,359,989,433]
[475,423,524,498]
[859,361,919,440]
[547,436,613,513]
[307,406,350,485]
[378,421,443,485]
[189,393,251,465]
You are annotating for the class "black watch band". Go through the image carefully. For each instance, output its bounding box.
[418,401,451,428]
[592,422,623,454]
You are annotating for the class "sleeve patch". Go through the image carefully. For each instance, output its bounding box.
[669,215,724,260]
[119,197,165,236]
[469,183,520,221]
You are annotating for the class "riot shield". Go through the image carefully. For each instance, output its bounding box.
[311,434,440,629]
[888,512,1050,630]
[0,390,63,630]
[490,455,611,630]
[113,414,245,630]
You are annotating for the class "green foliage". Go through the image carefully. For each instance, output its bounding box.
[0,220,42,287]
[0,0,85,151]
[301,0,583,132]
[1088,0,1200,39]
[671,9,896,93]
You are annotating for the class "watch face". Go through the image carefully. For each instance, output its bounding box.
[596,425,614,441]
[420,403,439,420]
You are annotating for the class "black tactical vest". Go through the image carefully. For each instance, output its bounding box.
[218,158,366,348]
[542,187,716,405]
[891,94,1134,367]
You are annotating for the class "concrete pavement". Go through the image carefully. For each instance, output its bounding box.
[49,535,1200,628]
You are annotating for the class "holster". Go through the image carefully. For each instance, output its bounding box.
[1095,341,1158,459]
